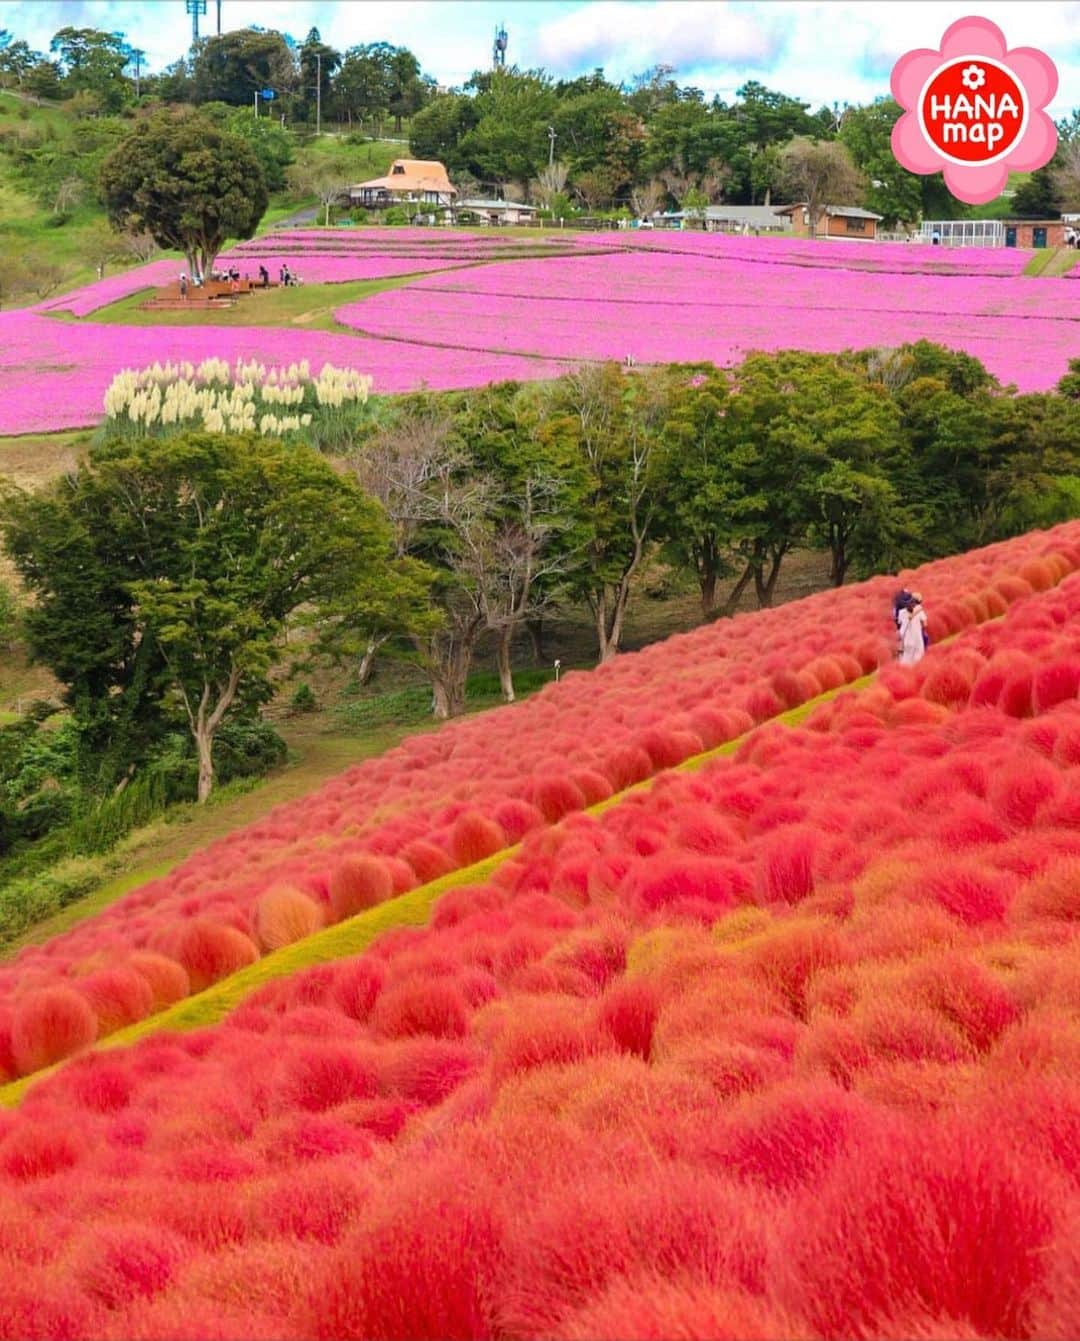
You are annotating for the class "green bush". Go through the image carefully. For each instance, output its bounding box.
[290,682,317,714]
[383,205,408,226]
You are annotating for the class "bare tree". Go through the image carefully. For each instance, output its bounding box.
[699,158,731,204]
[53,175,84,216]
[533,160,569,206]
[121,229,158,263]
[778,138,865,238]
[288,162,351,226]
[630,178,666,219]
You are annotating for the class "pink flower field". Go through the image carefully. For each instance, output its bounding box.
[342,248,1079,393]
[0,228,1073,437]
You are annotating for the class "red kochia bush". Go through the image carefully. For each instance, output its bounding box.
[173,920,259,993]
[988,758,1061,828]
[77,967,154,1037]
[532,776,588,824]
[401,839,456,884]
[596,977,661,1060]
[74,1222,185,1308]
[10,987,97,1076]
[552,1273,805,1341]
[450,813,507,866]
[305,1163,504,1341]
[272,1042,379,1112]
[1032,660,1080,715]
[777,1123,1059,1339]
[371,979,468,1040]
[128,952,190,1009]
[754,827,821,905]
[253,885,323,951]
[329,855,394,921]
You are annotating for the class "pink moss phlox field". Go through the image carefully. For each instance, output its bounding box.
[0,539,1078,1336]
[344,248,1080,391]
[0,522,1076,1072]
[2,229,1069,437]
[0,310,570,435]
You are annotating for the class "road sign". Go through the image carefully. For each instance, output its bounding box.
[261,88,275,100]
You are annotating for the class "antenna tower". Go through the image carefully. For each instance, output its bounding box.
[185,0,207,44]
[493,23,507,68]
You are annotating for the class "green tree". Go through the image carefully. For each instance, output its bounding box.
[840,99,923,227]
[49,26,131,111]
[2,434,397,802]
[547,364,671,661]
[189,28,296,107]
[657,364,743,614]
[0,38,37,89]
[99,109,268,279]
[297,27,340,126]
[199,101,294,191]
[409,93,479,170]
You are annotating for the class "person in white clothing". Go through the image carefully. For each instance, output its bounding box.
[898,595,928,666]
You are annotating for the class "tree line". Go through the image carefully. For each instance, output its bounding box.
[2,342,1077,822]
[2,25,1077,227]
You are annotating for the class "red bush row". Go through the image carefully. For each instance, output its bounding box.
[0,676,1076,1338]
[0,522,1076,1072]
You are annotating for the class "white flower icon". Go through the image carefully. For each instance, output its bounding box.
[961,64,986,90]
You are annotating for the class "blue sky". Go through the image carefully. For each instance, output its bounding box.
[2,1,1077,115]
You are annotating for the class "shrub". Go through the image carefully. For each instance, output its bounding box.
[128,952,191,1009]
[253,885,323,952]
[173,920,259,993]
[776,1123,1059,1339]
[74,1222,185,1308]
[596,977,660,1059]
[272,1041,380,1112]
[450,813,507,866]
[328,855,394,921]
[371,979,468,1040]
[77,966,154,1036]
[10,986,97,1075]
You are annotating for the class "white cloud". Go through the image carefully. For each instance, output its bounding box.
[532,2,787,77]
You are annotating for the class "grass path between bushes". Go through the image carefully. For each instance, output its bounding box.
[0,670,877,1108]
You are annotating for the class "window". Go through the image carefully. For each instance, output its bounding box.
[845,216,867,232]
[392,164,405,175]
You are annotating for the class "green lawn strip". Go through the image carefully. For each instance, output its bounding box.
[68,271,445,332]
[0,849,515,1108]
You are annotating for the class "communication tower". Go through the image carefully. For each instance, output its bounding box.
[185,0,207,44]
[493,23,508,68]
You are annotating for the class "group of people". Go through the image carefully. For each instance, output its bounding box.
[177,265,247,299]
[278,264,301,287]
[892,588,929,666]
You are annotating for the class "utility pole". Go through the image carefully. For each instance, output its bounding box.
[548,125,556,166]
[254,88,259,118]
[316,51,321,136]
[216,0,222,35]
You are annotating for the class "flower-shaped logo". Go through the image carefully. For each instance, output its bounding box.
[960,64,985,91]
[891,16,1058,204]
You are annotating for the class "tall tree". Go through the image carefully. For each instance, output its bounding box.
[297,27,340,125]
[49,26,131,111]
[777,137,865,233]
[2,434,397,802]
[99,109,268,279]
[840,99,922,227]
[189,28,296,107]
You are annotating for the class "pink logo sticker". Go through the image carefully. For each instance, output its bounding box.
[891,16,1058,204]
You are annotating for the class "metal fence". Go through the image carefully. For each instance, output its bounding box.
[919,220,1005,248]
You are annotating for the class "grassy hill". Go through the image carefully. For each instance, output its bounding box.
[0,91,402,304]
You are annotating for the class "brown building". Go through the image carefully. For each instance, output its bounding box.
[1003,219,1066,248]
[775,203,884,240]
[348,159,458,210]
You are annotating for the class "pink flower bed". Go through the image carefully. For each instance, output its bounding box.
[341,249,1079,391]
[0,310,569,436]
[37,261,180,317]
[604,229,1035,277]
[0,522,1074,1066]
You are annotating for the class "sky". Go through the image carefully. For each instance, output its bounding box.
[1,0,1078,116]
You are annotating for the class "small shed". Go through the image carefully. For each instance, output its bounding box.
[775,203,884,240]
[454,198,539,226]
[659,205,789,234]
[1003,219,1066,249]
